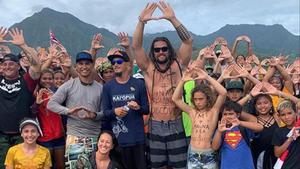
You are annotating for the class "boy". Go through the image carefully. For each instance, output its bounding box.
[212,101,263,169]
[272,100,300,169]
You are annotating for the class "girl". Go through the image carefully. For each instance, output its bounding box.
[35,69,65,169]
[5,118,52,169]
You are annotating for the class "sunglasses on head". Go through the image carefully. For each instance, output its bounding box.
[111,59,124,65]
[154,46,168,53]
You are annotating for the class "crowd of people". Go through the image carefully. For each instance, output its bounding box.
[0,1,299,169]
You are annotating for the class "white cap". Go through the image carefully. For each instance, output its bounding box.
[19,118,43,137]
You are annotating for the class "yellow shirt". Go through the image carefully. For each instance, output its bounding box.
[5,144,52,169]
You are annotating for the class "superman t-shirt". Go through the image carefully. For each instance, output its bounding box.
[220,127,255,169]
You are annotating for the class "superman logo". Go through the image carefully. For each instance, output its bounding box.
[224,131,242,149]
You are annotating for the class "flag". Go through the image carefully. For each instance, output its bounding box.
[49,30,62,45]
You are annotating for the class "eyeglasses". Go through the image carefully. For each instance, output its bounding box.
[154,47,168,53]
[111,59,124,65]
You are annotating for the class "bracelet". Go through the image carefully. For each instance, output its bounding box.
[175,24,191,41]
[138,16,147,24]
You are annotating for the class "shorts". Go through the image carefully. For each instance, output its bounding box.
[187,147,218,169]
[38,137,65,150]
[149,118,188,169]
[64,135,98,169]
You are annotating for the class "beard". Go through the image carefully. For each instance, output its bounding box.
[115,72,122,77]
[155,57,168,64]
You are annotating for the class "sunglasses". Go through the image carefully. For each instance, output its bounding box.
[154,47,168,53]
[111,59,124,65]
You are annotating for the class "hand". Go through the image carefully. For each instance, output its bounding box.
[48,44,60,59]
[8,28,26,46]
[60,53,72,68]
[127,101,140,110]
[117,32,130,49]
[221,65,235,79]
[262,82,278,94]
[194,68,208,80]
[269,57,277,66]
[251,82,263,97]
[157,1,176,21]
[36,88,52,104]
[290,127,300,141]
[237,66,250,78]
[107,48,121,57]
[219,45,232,59]
[114,107,128,117]
[68,107,84,115]
[236,35,251,43]
[91,33,104,50]
[260,59,270,66]
[78,107,97,119]
[139,3,158,22]
[202,46,217,59]
[217,119,228,132]
[277,55,288,65]
[182,68,195,82]
[0,45,11,55]
[0,27,8,43]
[229,117,241,128]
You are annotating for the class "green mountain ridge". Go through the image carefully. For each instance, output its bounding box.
[8,8,300,61]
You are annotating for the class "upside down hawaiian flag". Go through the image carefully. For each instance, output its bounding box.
[49,30,62,45]
[273,119,300,169]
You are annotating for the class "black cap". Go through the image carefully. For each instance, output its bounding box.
[107,50,130,62]
[226,81,244,91]
[76,52,93,63]
[2,53,20,63]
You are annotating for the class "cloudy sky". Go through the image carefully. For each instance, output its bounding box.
[0,0,299,36]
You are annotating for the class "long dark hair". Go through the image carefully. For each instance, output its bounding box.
[97,130,126,168]
[148,37,177,73]
[253,94,275,115]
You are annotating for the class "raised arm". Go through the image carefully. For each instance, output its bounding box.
[89,33,104,61]
[132,3,157,71]
[8,28,41,80]
[198,69,227,111]
[172,68,195,114]
[157,1,192,68]
[274,57,293,93]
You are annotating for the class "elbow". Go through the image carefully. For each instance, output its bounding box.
[211,143,220,151]
[274,147,282,158]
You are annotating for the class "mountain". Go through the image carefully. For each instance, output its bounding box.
[8,8,300,61]
[10,8,119,57]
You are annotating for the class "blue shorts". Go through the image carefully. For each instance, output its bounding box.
[187,147,218,169]
[38,137,65,150]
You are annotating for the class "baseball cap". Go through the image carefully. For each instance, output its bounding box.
[2,53,20,63]
[107,50,130,62]
[226,80,244,91]
[76,51,93,63]
[19,118,43,136]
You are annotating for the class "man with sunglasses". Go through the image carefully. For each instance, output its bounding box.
[132,2,193,169]
[48,51,104,168]
[102,50,149,169]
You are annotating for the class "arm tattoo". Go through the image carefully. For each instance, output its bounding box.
[175,24,191,41]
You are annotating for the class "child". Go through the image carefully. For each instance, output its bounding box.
[5,118,52,169]
[272,100,300,169]
[172,68,227,168]
[211,101,263,169]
